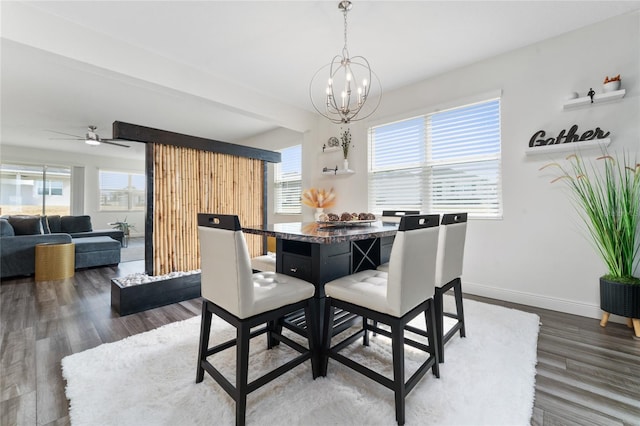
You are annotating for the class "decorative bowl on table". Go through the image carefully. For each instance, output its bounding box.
[316,212,376,227]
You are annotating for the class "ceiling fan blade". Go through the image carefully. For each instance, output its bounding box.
[46,130,83,138]
[102,140,131,148]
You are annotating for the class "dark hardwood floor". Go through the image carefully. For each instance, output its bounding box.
[1,263,639,425]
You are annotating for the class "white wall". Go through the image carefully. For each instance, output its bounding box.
[305,11,640,320]
[240,127,309,224]
[0,145,146,236]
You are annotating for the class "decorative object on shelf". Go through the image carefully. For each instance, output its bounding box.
[587,87,595,103]
[340,128,352,158]
[109,218,136,248]
[301,187,336,219]
[539,152,640,338]
[529,124,610,148]
[323,166,340,174]
[309,1,381,124]
[328,136,339,147]
[603,74,621,92]
[340,128,352,169]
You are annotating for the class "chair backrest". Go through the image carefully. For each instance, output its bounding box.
[436,213,468,287]
[381,210,420,224]
[197,213,254,317]
[386,214,440,316]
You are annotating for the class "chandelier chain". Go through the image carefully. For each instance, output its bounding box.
[342,7,349,58]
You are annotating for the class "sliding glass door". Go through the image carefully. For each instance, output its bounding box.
[0,163,71,216]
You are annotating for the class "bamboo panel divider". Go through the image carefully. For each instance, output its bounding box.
[153,144,263,275]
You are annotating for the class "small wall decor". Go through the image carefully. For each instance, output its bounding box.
[529,124,610,148]
[603,74,621,92]
[587,88,596,103]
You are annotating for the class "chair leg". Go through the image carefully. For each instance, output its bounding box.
[196,301,213,383]
[362,316,370,346]
[304,302,320,379]
[391,321,406,426]
[321,299,335,377]
[432,287,445,363]
[236,323,251,426]
[426,299,440,377]
[453,278,466,338]
[267,318,283,348]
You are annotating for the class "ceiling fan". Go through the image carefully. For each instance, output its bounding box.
[48,125,130,148]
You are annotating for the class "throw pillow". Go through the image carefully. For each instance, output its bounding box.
[0,219,15,237]
[47,215,61,233]
[61,215,93,233]
[8,216,44,235]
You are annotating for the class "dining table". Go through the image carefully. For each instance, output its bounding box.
[242,220,400,345]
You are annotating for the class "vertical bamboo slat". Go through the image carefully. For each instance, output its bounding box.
[152,144,264,275]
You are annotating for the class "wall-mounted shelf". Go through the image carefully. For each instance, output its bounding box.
[525,138,611,156]
[322,168,355,176]
[563,89,625,110]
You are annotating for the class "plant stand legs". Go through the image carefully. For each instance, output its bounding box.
[600,311,640,339]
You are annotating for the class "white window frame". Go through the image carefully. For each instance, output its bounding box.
[273,145,302,214]
[98,170,146,212]
[368,96,502,219]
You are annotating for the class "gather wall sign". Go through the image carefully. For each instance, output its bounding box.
[525,124,611,155]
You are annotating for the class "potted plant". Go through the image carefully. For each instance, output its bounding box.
[340,128,352,170]
[541,152,640,337]
[301,187,336,220]
[110,217,136,248]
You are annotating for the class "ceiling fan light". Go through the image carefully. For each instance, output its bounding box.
[85,138,100,146]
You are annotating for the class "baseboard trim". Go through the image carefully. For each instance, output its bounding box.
[463,281,628,324]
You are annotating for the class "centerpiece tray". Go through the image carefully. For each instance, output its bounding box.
[316,219,376,227]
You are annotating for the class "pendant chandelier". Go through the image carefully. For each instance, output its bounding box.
[309,1,381,124]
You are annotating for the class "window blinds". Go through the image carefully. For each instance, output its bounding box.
[274,145,302,214]
[368,98,502,218]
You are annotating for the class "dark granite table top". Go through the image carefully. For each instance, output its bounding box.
[242,221,399,244]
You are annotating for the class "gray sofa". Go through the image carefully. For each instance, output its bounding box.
[0,215,124,279]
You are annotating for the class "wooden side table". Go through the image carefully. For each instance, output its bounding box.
[35,242,75,281]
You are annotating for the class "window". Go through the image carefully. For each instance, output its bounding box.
[99,170,146,211]
[0,163,71,215]
[274,145,302,214]
[37,180,64,196]
[368,98,502,219]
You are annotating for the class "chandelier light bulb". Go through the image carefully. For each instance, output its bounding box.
[309,0,381,124]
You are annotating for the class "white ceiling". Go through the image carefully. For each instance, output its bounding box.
[2,1,639,159]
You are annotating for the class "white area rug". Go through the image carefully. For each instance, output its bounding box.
[62,298,539,425]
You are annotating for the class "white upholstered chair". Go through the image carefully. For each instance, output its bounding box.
[434,213,468,362]
[377,210,419,273]
[250,236,276,272]
[196,214,317,426]
[321,214,441,426]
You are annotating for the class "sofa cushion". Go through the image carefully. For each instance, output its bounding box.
[8,216,43,235]
[0,219,15,237]
[47,215,62,233]
[61,215,92,233]
[73,236,121,253]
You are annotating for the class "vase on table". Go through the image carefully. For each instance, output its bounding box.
[343,159,349,170]
[314,208,324,221]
